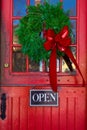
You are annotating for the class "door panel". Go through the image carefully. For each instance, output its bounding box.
[0,87,86,130]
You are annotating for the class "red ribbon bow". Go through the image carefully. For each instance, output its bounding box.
[44,26,85,92]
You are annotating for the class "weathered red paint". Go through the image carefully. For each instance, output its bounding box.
[0,0,87,130]
[0,87,86,130]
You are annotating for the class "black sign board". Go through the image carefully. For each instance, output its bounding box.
[30,89,58,106]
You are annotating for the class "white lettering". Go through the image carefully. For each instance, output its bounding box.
[32,93,39,102]
[32,92,56,103]
[44,93,50,102]
[39,93,44,102]
[50,93,56,101]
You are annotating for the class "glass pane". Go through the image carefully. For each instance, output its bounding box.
[30,0,35,5]
[29,60,39,72]
[13,48,26,72]
[71,20,76,44]
[13,0,26,16]
[41,0,59,4]
[41,0,60,4]
[50,0,59,4]
[63,0,76,16]
[45,58,60,72]
[62,47,76,73]
[29,60,47,72]
[13,20,20,44]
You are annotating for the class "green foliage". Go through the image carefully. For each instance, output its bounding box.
[15,2,72,63]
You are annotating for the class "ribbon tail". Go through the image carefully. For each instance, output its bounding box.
[65,48,85,85]
[49,47,57,92]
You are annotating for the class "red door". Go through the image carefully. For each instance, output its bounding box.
[0,0,87,130]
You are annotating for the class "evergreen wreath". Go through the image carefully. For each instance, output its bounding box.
[15,2,72,64]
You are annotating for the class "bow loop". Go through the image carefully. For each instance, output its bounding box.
[55,26,71,49]
[60,26,69,38]
[45,29,55,39]
[44,29,56,51]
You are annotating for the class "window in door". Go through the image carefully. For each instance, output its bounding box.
[10,0,78,85]
[12,0,76,72]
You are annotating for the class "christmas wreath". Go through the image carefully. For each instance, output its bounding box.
[15,2,84,92]
[15,2,72,63]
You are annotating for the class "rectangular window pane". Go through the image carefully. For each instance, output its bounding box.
[71,20,76,44]
[50,0,59,4]
[40,0,59,5]
[30,0,35,5]
[13,48,26,72]
[45,58,60,72]
[29,60,47,72]
[29,60,39,72]
[63,0,76,16]
[13,20,20,44]
[13,0,26,16]
[62,47,76,73]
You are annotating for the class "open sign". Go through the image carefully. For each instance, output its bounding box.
[30,90,58,106]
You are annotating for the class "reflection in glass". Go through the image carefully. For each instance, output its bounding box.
[41,0,59,4]
[29,60,39,72]
[13,48,26,72]
[62,47,76,73]
[13,20,19,44]
[50,0,59,4]
[45,58,60,72]
[70,20,76,43]
[62,58,70,73]
[63,0,76,16]
[30,0,35,5]
[13,0,26,16]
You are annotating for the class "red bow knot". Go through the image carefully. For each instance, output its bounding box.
[44,26,84,92]
[44,26,71,52]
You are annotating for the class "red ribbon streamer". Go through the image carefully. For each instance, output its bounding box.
[44,26,85,92]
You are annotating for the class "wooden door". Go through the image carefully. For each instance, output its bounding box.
[0,0,87,130]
